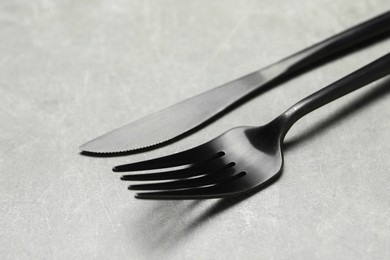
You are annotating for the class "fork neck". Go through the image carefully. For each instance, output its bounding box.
[275,53,390,140]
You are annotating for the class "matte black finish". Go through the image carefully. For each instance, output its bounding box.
[80,11,390,154]
[114,53,390,199]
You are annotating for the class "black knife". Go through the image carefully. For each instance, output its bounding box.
[80,11,390,153]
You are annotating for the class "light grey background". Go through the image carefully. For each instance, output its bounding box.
[0,0,389,259]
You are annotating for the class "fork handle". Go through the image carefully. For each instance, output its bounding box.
[267,11,390,78]
[279,52,390,137]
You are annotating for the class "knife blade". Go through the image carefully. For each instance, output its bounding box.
[80,11,390,153]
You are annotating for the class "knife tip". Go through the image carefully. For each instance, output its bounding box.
[79,143,90,152]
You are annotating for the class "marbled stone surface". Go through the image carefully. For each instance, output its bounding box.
[0,1,389,259]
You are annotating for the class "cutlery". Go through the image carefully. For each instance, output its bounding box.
[80,11,390,154]
[114,53,390,199]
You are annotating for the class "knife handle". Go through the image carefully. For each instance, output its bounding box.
[268,11,390,78]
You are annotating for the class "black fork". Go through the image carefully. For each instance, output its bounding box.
[114,53,390,199]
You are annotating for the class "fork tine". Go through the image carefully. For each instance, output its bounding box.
[113,145,218,172]
[134,172,247,200]
[128,164,236,190]
[120,157,228,181]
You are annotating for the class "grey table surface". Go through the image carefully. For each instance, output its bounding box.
[1,0,389,259]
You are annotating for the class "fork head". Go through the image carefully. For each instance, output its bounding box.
[114,121,284,199]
